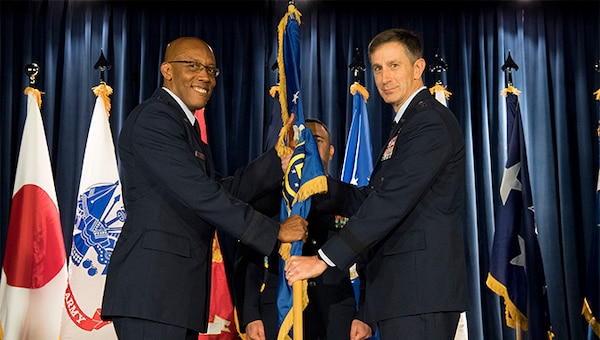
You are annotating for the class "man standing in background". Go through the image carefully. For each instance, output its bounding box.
[235,118,371,340]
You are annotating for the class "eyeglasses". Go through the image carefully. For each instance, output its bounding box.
[167,60,220,78]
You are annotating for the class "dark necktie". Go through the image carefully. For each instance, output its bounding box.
[193,120,202,141]
[389,120,399,139]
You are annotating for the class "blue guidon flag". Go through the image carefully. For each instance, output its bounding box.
[274,4,327,339]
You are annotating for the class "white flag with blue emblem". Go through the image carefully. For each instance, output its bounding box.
[60,83,124,339]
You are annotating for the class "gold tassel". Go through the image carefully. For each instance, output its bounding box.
[350,82,370,102]
[270,85,280,98]
[428,83,452,100]
[275,116,295,159]
[275,4,302,159]
[92,82,113,118]
[485,273,529,331]
[23,87,44,109]
[594,88,600,101]
[501,85,521,97]
[582,298,600,338]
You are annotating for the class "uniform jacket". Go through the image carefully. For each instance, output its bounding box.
[101,88,283,332]
[316,88,469,323]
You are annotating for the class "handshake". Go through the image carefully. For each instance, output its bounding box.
[277,214,308,243]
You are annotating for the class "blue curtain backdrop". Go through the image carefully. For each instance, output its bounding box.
[1,1,598,339]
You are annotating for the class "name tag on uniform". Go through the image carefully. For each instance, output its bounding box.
[195,150,205,160]
[381,135,397,161]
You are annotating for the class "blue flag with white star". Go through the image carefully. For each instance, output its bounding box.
[274,4,327,339]
[486,88,553,339]
[340,83,379,339]
[341,85,373,187]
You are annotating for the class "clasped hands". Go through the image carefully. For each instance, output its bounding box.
[277,215,328,285]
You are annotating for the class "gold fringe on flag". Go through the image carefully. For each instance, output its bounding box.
[582,298,600,337]
[92,82,113,118]
[485,273,529,331]
[234,307,247,340]
[594,88,600,101]
[350,82,369,102]
[24,87,44,109]
[429,83,452,100]
[291,175,328,207]
[275,3,302,160]
[501,85,521,97]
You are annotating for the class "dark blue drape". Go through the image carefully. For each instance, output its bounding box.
[1,1,598,339]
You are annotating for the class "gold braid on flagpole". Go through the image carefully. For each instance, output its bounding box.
[350,82,369,102]
[429,83,452,100]
[501,85,521,97]
[92,82,113,118]
[24,87,44,109]
[275,4,302,159]
[594,88,600,101]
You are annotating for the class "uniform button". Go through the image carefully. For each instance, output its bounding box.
[310,239,317,245]
[308,281,317,287]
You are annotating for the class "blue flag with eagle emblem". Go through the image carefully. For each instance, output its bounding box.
[274,4,327,339]
[486,87,552,340]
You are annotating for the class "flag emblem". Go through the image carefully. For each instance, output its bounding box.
[71,181,125,275]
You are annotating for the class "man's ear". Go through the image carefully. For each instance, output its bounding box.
[329,145,335,161]
[413,57,426,80]
[160,62,172,81]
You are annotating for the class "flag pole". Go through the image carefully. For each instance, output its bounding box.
[94,49,111,84]
[502,50,519,88]
[24,63,43,108]
[292,280,303,339]
[428,51,452,101]
[25,62,39,87]
[501,51,522,340]
[346,47,366,313]
[93,50,113,117]
[286,0,303,337]
[287,4,303,336]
